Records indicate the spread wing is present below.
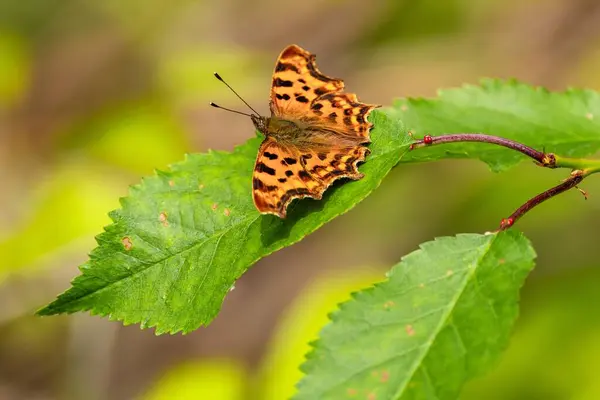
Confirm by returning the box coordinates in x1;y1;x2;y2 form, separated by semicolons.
252;137;369;218
269;44;379;140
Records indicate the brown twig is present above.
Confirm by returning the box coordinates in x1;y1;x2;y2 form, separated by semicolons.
497;171;585;231
409;133;597;230
411;134;556;167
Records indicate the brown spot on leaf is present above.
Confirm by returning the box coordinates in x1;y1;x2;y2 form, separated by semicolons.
159;212;168;227
122;237;133;250
367;393;376;400
224;208;230;216
383;300;395;309
168;180;175;187
212;203;218;211
380;370;390;383
406;324;415;336
586;112;594;120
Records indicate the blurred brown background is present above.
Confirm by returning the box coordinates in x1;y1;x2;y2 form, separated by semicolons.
1;0;600;399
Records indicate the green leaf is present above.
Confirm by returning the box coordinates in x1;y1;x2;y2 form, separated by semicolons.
396;79;600;172
37;110;411;334
295;230;536;400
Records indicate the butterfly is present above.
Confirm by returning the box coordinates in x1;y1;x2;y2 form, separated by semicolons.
212;44;379;218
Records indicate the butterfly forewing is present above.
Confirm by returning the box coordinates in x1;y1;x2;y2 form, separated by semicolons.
269;45;344;119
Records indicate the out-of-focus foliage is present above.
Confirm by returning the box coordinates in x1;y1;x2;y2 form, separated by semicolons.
141;359;247;400
62;102;190;175
0;162;121;279
0;32;30;107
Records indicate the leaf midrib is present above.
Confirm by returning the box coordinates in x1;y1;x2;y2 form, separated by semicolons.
391;235;497;399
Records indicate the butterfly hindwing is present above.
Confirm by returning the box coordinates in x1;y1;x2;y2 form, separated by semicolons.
252;138;371;218
253;138;325;218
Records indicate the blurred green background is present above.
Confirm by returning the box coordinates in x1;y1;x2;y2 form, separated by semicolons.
1;0;600;399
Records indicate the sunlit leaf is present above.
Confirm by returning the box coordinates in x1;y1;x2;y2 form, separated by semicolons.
295;231;536;400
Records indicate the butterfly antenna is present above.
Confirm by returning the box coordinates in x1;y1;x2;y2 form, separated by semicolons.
213;72;260;116
209;102;253;117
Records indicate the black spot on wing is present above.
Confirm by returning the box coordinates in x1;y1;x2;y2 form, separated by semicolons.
273;78;293;87
298;170;311;181
263;151;278;160
276;62;300;73
256;162;276;176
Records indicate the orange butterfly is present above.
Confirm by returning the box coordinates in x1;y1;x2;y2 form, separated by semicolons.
212;45;379;218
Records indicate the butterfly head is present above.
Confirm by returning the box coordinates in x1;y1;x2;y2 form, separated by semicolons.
251;114;270;135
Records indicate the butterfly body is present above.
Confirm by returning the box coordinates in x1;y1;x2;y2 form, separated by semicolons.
251;45;380;218
252;115;305;140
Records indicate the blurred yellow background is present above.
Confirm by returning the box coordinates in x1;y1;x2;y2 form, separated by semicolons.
1;0;600;399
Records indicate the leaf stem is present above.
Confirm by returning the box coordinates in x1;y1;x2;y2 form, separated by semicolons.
410;133;553;166
498;171;585;231
554;155;600;175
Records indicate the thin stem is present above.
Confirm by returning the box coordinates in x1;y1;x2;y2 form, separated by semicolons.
498;172;585;231
410;132;599;230
411;133;553;166
554;155;600;173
